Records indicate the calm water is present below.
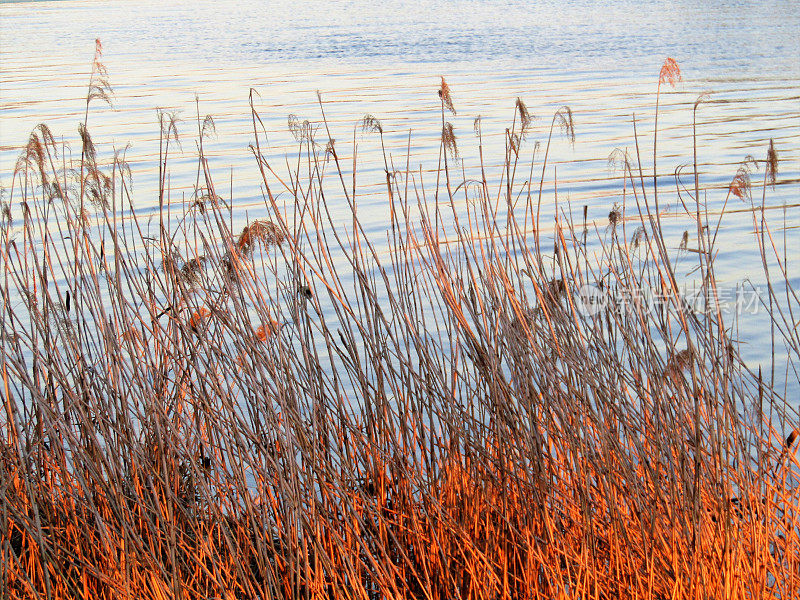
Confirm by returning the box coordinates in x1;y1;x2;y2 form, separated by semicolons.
2;0;799;396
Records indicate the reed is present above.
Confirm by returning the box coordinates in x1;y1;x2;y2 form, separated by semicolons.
1;55;798;600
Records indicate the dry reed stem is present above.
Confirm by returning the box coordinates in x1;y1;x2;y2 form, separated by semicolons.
1;56;798;600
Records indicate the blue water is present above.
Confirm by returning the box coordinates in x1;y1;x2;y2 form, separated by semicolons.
1;0;799;401
4;0;799;75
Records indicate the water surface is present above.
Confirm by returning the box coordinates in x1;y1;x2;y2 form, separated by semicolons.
2;0;799;397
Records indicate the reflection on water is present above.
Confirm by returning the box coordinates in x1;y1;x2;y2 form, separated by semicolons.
1;0;799;397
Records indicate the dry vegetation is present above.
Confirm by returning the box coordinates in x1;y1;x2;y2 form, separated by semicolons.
1;53;799;599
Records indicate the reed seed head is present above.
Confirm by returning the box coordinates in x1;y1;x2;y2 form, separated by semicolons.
659;57;682;89
693;92;712;112
631;226;646;250
607;148;630;174
158;109;181;145
766;139;778;187
729;164;753;201
201;114;216;139
664;348;693;381
87;38;114;107
555;106;575;144
608;205;621;229
78;123;96;163
508;130;521;156
189;307;211;331
361;114;383;135
237;220;286;256
442;122;458;159
180;256;206;287
680;231;689;251
15;130;50;186
288;114;312;141
515;97;532;134
257;320;280;342
438;76;456;115
193;189;221;214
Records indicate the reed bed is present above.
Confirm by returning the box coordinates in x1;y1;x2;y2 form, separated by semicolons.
1;54;799;599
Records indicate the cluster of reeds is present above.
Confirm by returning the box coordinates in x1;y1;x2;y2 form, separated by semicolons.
1;57;799;599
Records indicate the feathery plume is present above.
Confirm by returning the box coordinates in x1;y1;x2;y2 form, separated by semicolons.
87;38;114;107
442;122;458;159
237;220;286;256
15;130;51;186
515;98;532;134
659;57;682;89
555;106;575;144
766;139;778;187
113;146;133;193
158;109;181;146
85;165;112;208
607;148;629;174
546;278;567;302
631;226;646;250
508;131;521;156
694;92;712;110
608;205;621;229
180;256;207;287
664;348;693;381
729;164;753;201
194;189;221;214
288;114;311;141
438;76;456;115
189;307;211;331
361;114;383;135
256;320;281;342
1;201;10;226
201;114;216;139
679;231;689;251
78;123;97;163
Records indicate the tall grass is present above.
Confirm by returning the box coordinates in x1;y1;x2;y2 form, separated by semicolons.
1;56;799;599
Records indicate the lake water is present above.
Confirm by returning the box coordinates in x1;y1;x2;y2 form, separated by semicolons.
1;0;799;399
